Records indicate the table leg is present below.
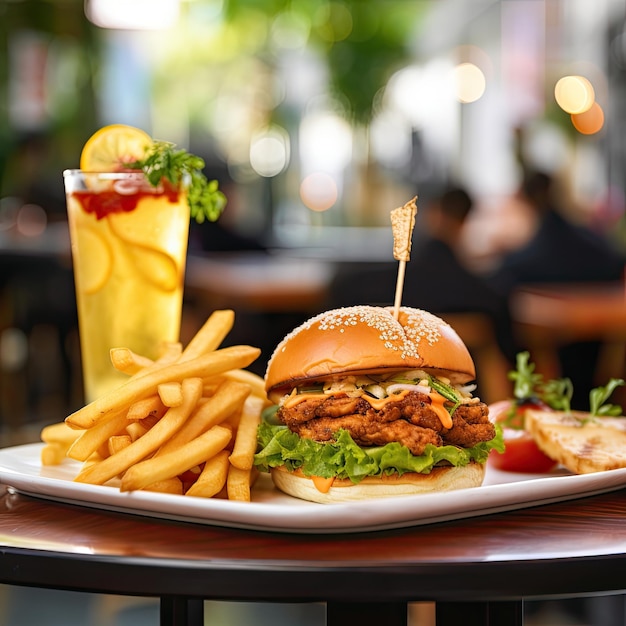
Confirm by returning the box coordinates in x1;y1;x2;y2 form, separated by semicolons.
436;600;523;626
326;602;407;626
160;597;204;626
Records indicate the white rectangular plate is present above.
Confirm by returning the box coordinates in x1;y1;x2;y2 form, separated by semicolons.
2;443;626;534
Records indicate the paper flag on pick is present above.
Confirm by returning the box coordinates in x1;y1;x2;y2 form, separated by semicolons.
390;196;418;319
391;196;417;262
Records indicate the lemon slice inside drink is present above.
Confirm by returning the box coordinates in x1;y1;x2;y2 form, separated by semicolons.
129;245;180;292
107;215;181;293
80;124;153;172
75;226;113;294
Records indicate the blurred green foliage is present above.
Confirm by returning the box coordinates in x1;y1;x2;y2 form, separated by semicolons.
0;0;428;194
223;0;428;122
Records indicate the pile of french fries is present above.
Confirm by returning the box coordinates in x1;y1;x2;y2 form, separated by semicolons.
40;310;269;502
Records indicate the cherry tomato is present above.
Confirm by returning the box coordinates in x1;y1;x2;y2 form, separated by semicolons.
488;399;558;473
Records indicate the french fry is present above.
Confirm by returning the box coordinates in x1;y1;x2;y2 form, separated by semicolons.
82;451;104;470
143;477;184;495
41;442;69;466
40;422;81;446
222;409;243;430
157;380;249;456
126;395;167;421
67;410;130;462
229;396;264;471
96;441;112;460
156;341;183;363
126;421;148;441
112;342;183;378
178;310;235;362
46;309;265;503
140;414;161;430
185;450;230;498
110;347;154;375
158;381;183;407
74;377;203;485
202;379;226;396
227;465;257;502
108;434;132;456
224;369;270;404
120;425;232;492
65;345;260;429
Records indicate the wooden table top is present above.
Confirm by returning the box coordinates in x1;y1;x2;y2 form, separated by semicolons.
2;483;626;604
184;253;332;313
511;282;626;340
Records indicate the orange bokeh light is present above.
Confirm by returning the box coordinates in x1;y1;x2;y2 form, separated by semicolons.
571;102;604;135
299;172;338;212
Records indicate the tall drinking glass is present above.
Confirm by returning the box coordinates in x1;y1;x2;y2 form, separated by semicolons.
63;170;190;403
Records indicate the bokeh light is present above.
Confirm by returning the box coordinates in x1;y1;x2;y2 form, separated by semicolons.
249;127;290;177
452;62;486;103
554;75;595;114
571;101;605;135
299;172;338;212
314;2;353;42
454;44;493;79
299;111;353;173
271;10;310;50
86;0;179;30
16;204;47;237
385;60;456;128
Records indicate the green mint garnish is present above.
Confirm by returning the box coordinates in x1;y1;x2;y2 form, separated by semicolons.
128;140;226;224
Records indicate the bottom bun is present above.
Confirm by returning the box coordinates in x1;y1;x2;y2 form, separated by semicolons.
270;463;486;504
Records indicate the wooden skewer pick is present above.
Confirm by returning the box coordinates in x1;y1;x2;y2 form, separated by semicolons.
390;196;418;320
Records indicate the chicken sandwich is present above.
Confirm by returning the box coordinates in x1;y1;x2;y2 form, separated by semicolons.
254;305;503;503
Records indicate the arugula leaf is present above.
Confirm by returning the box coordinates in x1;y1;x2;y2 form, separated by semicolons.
541;377;573;413
127;140;226;223
507;351;573;413
589;378;625;416
509;351;543;400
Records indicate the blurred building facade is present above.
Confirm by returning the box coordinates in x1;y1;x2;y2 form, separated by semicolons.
1;0;625;251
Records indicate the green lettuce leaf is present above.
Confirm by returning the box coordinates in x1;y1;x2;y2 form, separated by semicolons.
254;421;504;484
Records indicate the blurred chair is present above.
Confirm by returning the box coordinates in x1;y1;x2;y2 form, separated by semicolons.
511;282;626;407
0;250;80;443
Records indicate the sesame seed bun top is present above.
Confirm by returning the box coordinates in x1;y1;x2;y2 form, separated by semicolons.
264;305;476;403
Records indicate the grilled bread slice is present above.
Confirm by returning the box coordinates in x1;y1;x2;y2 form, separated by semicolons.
524;409;626;474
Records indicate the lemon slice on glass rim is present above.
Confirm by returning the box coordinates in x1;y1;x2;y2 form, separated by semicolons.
80;124;153;172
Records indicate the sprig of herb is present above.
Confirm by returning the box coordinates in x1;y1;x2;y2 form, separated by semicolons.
507;351;624;423
509;351;543;401
503;351;574;428
508;351;573;411
589;378;625;416
541;377;573;413
128;140;226;224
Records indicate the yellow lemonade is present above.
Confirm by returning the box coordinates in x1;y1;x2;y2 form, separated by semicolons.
64;171;190;402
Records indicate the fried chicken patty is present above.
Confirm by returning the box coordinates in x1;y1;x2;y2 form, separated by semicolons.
277;391;495;456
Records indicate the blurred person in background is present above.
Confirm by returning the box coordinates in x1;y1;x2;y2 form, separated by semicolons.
488;170;626;409
490;170;625;287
